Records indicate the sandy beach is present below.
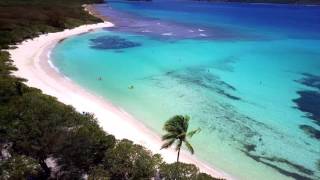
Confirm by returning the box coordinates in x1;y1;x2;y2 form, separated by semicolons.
8;21;233;179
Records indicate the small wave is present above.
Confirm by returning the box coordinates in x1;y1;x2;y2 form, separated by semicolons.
189;30;195;33
199;33;207;37
47;51;51;59
142;30;151;33
48;59;71;82
48;59;60;73
162;32;173;36
63;76;72;81
198;28;205;32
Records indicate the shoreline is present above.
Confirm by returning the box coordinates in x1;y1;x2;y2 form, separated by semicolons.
84;4;108;21
7;14;233;180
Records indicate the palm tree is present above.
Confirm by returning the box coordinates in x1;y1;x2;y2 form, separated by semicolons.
161;115;201;162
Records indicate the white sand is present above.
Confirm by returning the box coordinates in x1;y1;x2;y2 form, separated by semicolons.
8;22;233;179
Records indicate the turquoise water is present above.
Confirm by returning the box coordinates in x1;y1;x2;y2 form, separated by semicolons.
52;1;320;179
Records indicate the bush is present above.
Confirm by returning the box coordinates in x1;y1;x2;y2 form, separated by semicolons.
88;165;111;180
159;162;199;180
56;113;116;175
104;139;162;180
159;162;222;180
0;155;43;179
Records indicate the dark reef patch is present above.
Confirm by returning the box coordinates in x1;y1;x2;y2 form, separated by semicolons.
294;73;320;126
293;91;320;126
216;89;240;100
300;125;320;140
165;68;241;101
296;73;320;90
242;151;314;180
243;144;256;152
90;36;141;50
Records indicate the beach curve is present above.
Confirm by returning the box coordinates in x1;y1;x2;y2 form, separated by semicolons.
8;22;234;179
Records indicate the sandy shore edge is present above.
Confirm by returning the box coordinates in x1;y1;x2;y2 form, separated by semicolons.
7;19;233;180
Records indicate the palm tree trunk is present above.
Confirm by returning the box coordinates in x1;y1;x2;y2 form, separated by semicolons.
175;148;181;180
39;159;51;179
177;147;181;162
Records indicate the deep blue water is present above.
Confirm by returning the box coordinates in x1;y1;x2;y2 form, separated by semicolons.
52;1;320;179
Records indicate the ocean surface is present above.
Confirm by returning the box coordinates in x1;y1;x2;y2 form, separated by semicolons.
51;0;320;179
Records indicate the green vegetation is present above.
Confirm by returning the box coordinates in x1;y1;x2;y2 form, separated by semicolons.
159;162;221;180
0;0;103;49
0;155;43;179
0;0;221;179
161;115;201;162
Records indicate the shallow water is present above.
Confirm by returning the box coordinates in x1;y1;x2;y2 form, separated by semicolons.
52;0;320;179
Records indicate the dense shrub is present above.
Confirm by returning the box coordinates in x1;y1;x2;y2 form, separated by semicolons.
159;162;222;180
104;139;162;179
0;155;43;179
0;0;103;49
